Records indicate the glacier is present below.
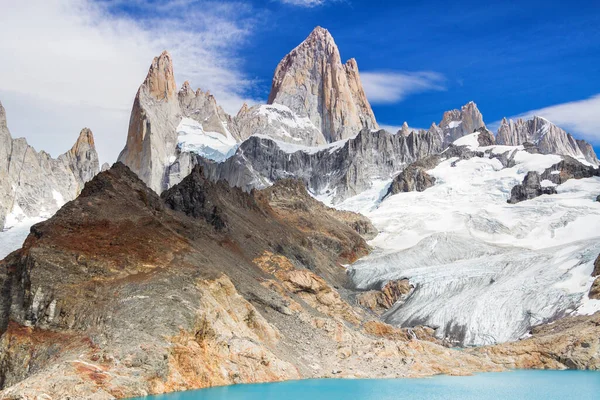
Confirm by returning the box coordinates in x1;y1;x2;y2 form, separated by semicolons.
176;117;238;162
340;139;600;346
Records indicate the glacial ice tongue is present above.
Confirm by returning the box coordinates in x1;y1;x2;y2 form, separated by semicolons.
342;144;600;346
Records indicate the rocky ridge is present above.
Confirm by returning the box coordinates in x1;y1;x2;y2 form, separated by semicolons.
0;163;501;398
0;101;99;230
496;116;598;164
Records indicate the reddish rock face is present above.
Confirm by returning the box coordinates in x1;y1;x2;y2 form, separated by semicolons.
117;51;181;193
267;26;378;143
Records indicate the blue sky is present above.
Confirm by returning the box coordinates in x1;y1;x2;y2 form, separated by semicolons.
0;0;599;162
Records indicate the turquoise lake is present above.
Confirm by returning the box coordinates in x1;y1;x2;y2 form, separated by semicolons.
134;370;600;399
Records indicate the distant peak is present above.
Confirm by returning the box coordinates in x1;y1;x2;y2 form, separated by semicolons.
73;128;95;149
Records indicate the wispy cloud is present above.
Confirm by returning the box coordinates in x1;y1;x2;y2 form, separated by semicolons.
360;71;446;104
277;0;334;7
492;94;600;144
0;0;261;163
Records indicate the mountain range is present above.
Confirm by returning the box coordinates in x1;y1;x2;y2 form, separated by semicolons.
0;26;599;398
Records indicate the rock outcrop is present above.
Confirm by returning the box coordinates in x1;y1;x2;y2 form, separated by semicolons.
507;156;599;204
386;156;440;196
117;51;181;193
590;254;600;300
472;312;600;370
0;101;99;230
439;101;485;146
234;103;325;146
267;27;378;143
496;116;598;165
357;279;414;315
0;163;501;398
507;171;557;203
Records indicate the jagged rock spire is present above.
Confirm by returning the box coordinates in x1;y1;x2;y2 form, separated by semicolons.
439;101;485;145
496;115;598;164
267;26;378;142
143;50;177;102
64;128;100;184
118;51;182;193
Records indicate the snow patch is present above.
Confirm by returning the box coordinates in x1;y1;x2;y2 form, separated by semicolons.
176;117;238;162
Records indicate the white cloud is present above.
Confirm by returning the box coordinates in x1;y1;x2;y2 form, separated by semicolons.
493;94;600;144
361;71;446;104
0;0;260;164
277;0;330;7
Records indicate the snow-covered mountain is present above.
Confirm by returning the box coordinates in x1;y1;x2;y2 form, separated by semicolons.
496;116;598;165
0;101;99;258
340;131;600;346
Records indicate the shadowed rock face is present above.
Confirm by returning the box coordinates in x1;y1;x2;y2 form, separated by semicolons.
267;26;378;143
0;163;503;398
0;102;99;230
507;171;557;204
507;156;599;204
386;156;440;196
171;127;444;203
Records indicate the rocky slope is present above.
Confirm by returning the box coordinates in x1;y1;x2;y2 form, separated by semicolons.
0;101;99;231
472;312;600;370
0;163;502;399
496;116;598;164
267;27;377;143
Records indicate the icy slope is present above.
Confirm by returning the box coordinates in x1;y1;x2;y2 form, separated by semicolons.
0;204;47;259
341;141;600;346
176;117;238;162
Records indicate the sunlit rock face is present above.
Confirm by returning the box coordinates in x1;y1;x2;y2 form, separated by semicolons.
118;51;182;193
267;26;378;143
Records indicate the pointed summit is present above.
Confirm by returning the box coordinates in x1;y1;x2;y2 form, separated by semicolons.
439;101;485;145
64;128;100;186
267;26;378;142
118;51;181;193
143;50;177;101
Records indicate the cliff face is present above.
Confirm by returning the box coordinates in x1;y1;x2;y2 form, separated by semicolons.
171;126;444;203
117;51;181;194
267;27;378;143
0;164;500;398
178;81;242;141
0;101;99;231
